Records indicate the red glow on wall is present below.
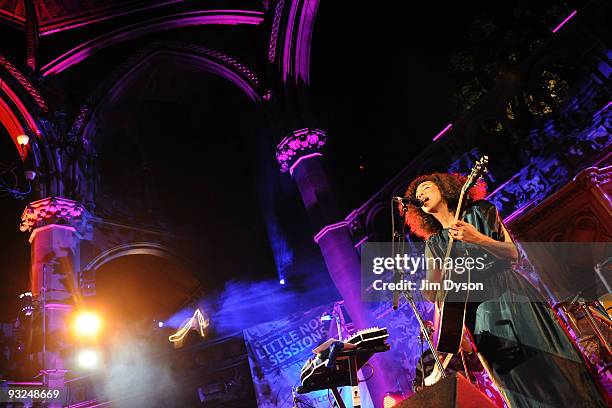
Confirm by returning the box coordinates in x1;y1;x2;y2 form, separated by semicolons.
0;82;42;160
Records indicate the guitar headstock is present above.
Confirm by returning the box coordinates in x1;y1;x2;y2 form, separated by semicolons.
462;156;488;193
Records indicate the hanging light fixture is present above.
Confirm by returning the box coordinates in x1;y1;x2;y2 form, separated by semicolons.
0;134;34;198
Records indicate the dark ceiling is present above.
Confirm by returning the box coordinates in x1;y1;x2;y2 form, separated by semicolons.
310;0;577;208
0;0;580;322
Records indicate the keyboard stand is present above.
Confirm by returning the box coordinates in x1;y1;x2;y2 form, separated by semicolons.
330;388;346;408
326;354;361;408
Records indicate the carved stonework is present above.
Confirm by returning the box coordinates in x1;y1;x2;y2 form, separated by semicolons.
0;54;48;112
69;105;91;137
448;147;483;175
509;166;611;241
575;166;611;189
488;104;611;219
268;0;285;63
20;197;91;235
276;128;327;173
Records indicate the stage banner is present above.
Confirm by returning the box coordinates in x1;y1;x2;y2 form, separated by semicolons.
244;302;373;407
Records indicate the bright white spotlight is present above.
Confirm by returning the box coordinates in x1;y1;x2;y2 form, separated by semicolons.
158;321;164;328
279;279;285;285
74;311;101;337
77;349;99;369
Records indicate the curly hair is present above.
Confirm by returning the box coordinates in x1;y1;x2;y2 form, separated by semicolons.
403;172;487;240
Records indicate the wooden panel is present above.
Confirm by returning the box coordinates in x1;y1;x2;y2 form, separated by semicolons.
509;166;612;242
508;166;611;301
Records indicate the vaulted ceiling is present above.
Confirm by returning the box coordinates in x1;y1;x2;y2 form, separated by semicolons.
0;1;204;34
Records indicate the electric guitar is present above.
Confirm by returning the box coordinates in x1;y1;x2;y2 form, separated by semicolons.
435;156;488;353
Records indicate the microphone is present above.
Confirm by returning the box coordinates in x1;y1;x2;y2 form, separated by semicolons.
393;196;423;206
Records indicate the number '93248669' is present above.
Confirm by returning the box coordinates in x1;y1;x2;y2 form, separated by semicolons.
1;387;62;402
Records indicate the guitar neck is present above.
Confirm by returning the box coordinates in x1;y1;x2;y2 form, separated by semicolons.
442;189;467;260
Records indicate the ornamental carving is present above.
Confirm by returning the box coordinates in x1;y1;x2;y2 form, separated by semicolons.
69;105;91;137
20;197;91;234
488;103;610;218
0;54;48;112
268;0;285;63
575;167;611;189
276;128;327;173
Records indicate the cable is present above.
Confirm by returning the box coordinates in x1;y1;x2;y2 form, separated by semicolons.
359;362;375;382
419;330;425;390
289;381;316;408
392;197;428;307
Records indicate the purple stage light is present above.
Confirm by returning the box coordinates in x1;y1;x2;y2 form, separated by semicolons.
432;123;453;141
279;279;285;285
552;10;577;33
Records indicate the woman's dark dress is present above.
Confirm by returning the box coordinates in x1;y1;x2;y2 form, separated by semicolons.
426;200;606;408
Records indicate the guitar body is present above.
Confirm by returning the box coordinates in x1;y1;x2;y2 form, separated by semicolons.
436;301;466;353
436;298;480;353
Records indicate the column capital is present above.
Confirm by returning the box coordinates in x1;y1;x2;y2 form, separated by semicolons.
20;197;91;236
275;128;327;173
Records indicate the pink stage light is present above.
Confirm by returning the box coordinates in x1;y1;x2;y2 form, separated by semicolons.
432;123;453;142
383;392;405;408
552;10;577;33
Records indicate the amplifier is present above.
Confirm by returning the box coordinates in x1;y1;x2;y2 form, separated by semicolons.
396;374;498;408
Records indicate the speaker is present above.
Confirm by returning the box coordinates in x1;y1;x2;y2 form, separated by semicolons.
396;374;498;408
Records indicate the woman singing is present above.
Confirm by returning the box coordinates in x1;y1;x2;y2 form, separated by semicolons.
403;172;606;407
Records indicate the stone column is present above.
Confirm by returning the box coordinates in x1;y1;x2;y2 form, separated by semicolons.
276;129;391;405
20;197;90;407
277;130;363;322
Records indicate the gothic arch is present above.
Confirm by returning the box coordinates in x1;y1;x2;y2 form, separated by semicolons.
84;242;203;325
0;56;46;160
40;10;265;77
83;242;190;273
278;0;322;85
77;41;266;142
0;55;57;199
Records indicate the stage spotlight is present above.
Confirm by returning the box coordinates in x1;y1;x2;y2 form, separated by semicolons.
279;279;285;285
383;392;405;408
77;349;99;369
158;321;164;328
73;311;101;337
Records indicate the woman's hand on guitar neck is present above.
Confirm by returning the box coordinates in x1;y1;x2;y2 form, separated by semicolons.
449;220;486;244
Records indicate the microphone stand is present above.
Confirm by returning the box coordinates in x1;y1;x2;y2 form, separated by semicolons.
391;200;447;378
